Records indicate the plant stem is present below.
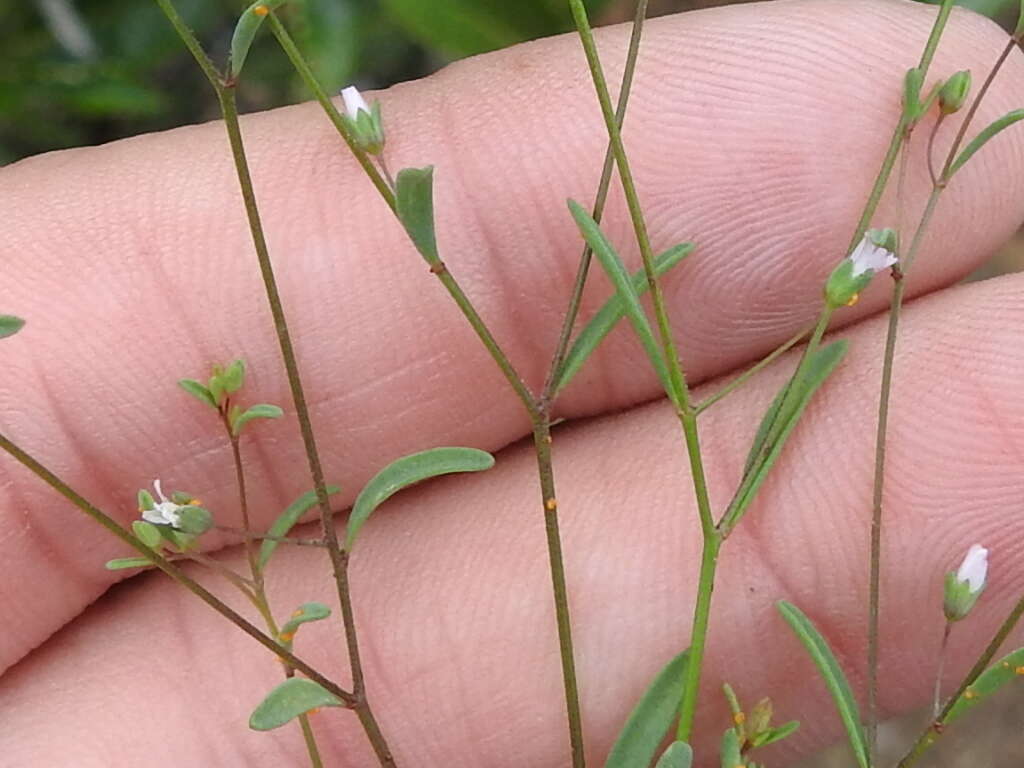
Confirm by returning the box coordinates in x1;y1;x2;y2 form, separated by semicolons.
225;420;323;768
532;416;586;767
932;622;952;718
0;430;354;705
215;526;328;547
216;85;395;767
676;530;722;740
542;0;648;403
897;594;1024;768
694;325;812;415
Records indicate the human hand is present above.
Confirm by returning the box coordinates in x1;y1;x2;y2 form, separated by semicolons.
1;1;1023;765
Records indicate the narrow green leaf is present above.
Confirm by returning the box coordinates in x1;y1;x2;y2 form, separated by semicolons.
749;720;800;749
720;727;742;768
949;108;1024;177
567;199;672;401
604;650;689;768
231;404;283;435
229;1;287;79
777;601;869;768
726;341;847;528
346;447;494;550
946;646;1024;722
396;167;441;267
132;520;162;548
105;557;153;570
0;315;25;339
178;379;217;409
259;485;341;569
554;242;693;396
655;741;693;768
1017;0;1024;39
248;677;342;731
278;602;332;643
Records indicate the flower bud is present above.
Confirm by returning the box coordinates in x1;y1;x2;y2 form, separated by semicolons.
944;543;988;622
824;230;898;308
340;86;385;155
939;70;971;115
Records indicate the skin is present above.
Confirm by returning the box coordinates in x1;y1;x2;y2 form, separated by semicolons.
1;0;1023;765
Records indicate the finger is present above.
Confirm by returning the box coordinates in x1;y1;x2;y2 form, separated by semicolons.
2;0;1022;674
3;269;1022;767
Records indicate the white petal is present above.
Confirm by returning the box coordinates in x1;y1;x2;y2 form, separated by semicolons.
341;86;370;120
849;236;897;278
153;478;169;503
956;544;988;593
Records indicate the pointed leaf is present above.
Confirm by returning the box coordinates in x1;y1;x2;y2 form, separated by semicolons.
259;485;340;569
132;520;162;548
554;242;693;396
949;109;1024;177
568;199;672;401
720;727;742;768
777;601;868;768
278;602;332;647
346;447;494;550
231;404;283;435
946;646;1024;723
178;379;217;409
105;557;153;570
655;741;693;768
248;677;343;731
0;315;25;339
396;167;441;267
725;341;847;529
604;650;689;768
229;1;287;79
749;720;800;749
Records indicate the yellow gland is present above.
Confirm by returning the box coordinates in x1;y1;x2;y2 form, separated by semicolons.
845;293;860;307
1015;666;1024;675
964;690;977;699
253;4;269;16
545;498;557;511
279;631;295;643
189;498;201;505
291;609;304;618
734;712;746;725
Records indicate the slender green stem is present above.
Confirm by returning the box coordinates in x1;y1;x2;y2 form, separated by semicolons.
694;324;812;415
0;430;354;705
897;594;1024;768
568;1;720;741
215;526;328;547
861;5;957;758
932;622;952;718
217;84;396;768
225;420;323;768
153;0;221;89
542;0;648;403
533;417;585;767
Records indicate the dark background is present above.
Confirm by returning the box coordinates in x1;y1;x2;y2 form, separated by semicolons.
3;0;1017;164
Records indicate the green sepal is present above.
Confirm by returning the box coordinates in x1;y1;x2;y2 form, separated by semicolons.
347;447;494;551
248;677;343;731
137;488;156;511
132;520;163;548
229;1;287;80
604;650;689;768
277;602;332;648
395;167;441;267
105;557;153;570
176;505;213;535
943;570;983;622
654;741;693;768
0;315;25;339
946;646;1024;722
231;404;284;435
178;379;217;409
938;70;971;115
777;600;869;768
259;485;341;570
902;67;923;122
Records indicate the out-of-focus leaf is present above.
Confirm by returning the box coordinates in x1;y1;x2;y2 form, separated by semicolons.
946;646;1024;722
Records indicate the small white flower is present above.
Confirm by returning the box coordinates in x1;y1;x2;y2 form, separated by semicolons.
956;544;989;593
141;479;184;528
341;86;370;120
848;234;898;278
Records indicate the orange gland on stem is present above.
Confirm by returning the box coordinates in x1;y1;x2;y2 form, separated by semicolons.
253;4;269;16
545;498;557;511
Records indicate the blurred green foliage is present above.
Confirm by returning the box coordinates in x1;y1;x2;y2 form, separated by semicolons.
2;0;1015;164
2;0;611;164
